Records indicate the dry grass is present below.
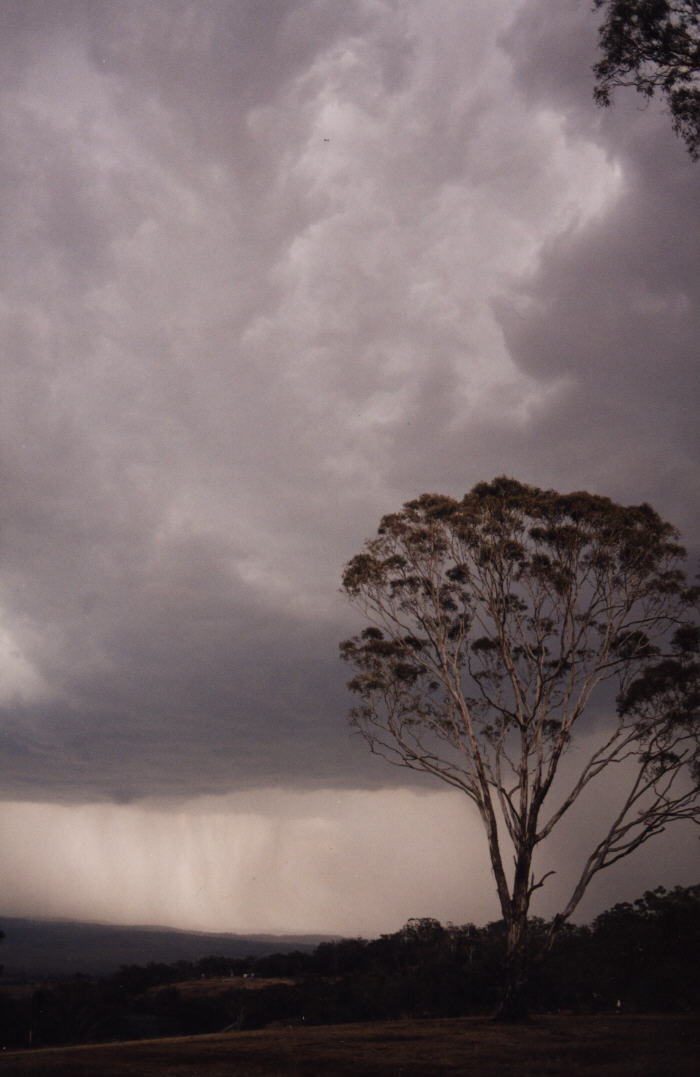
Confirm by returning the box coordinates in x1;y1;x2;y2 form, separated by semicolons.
1;1014;698;1076
145;974;296;997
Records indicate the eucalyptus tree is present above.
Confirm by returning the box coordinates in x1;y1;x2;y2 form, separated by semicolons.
340;478;699;1019
593;0;700;158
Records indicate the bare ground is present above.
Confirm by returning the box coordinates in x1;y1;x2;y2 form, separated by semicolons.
1;1014;698;1076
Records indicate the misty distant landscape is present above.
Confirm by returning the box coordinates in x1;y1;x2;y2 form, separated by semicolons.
1;884;699;1058
0;917;331;979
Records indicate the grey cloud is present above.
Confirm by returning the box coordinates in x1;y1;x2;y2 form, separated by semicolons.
0;594;374;802
384;0;698;542
1;0;698;814
500;1;600;117
494;0;700;537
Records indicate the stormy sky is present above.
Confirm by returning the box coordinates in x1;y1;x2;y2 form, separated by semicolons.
1;0;698;937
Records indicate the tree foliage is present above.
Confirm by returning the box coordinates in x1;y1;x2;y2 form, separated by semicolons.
593;1;700;158
340;478;699;1018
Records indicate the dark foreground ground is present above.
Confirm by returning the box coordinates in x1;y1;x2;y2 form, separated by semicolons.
1;1015;698;1077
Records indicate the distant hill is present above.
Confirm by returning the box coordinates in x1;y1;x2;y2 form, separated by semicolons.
0;916;334;979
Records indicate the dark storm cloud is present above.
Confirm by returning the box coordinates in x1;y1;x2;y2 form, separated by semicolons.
379;0;698;545
0;0;386;800
1;0;697;815
494;0;700;536
0;518;364;800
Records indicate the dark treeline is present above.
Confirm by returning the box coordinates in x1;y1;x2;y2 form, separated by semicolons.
1;885;698;1049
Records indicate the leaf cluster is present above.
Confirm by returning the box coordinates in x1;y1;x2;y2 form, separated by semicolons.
341;478;694;775
593;0;700;157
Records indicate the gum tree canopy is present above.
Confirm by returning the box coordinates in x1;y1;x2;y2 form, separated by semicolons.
340;478;699;1019
593;0;700;158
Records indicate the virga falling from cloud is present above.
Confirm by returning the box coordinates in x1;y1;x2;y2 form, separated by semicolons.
0;790;496;936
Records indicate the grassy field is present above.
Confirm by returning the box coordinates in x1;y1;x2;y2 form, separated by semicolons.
144;973;297;996
1;1014;698;1076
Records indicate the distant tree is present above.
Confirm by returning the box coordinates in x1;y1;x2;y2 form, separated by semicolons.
340;478;699;1019
592;0;700;158
591;884;700;1009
